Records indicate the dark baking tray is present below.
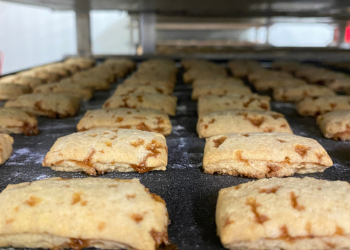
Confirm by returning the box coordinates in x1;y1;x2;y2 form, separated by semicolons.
1;59;350;250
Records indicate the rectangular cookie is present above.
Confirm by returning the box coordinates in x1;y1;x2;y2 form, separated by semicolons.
317;110;350;140
197;110;292;138
271;60;302;73
192;78;244;88
0;134;13;165
0;75;43;89
273;85;335;102
216;177;350;250
59;77;111;91
327;78;350;92
183;70;227;84
77;108;172;136
198;94;271;117
123;78;175;91
191;84;252;100
114;84;173;96
228;60;264;78
43;128;168;175
0;177;169;250
64;57;95;69
248;70;293;83
296;96;350;116
0;108;39;136
0;84;31;101
33;82;93;100
18;69;60;83
5;93;80;118
254;78;306;92
103;93;177;116
203;132;332;178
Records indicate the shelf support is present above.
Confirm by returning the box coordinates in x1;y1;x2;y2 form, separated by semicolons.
139;13;156;54
75;0;91;57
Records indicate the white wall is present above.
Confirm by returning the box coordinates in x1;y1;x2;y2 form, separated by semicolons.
0;2;137;75
0;1;77;74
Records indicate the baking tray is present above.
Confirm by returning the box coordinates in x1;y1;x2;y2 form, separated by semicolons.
1;59;350;250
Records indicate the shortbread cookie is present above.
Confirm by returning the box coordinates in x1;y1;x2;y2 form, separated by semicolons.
183;70;227;84
248;70;293;83
123;78;175;91
274;85;335;102
203;132;332;178
59;77;110;91
5;93;80;118
0;75;43;89
191;84;252;100
254;78;306;92
317;110;350;140
271;60;302;73
296;96;350;116
327;78;350;92
65;57;95;69
33;82;93;100
217;177;350;250
114;85;172;96
18;69;60;83
103;93;177;116
0;134;13;165
77;108;172;135
197;110;292;138
0;177;169;250
228;60;264;78
192;78;244;88
198;94;271;117
43;129;168;175
0;108;39;135
0;84;31;100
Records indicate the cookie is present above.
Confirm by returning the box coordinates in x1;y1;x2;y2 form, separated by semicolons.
274;85;335;102
0;177;169;250
248;70;293;84
183;69;227;84
192;78;244;88
73;69;114;84
43;128;168;175
59;77;110;91
327;78;350;92
18;69;60;83
197;110;292;138
33;82;93;100
5;93;80;118
64;57;95;69
103;93;177;116
254;79;306;92
0;108;39;136
0;75;43;89
317;110;350;140
296;96;350;116
114;84;172;96
191;84;252;100
217;177;350;250
198;94;271;117
122;79;174;94
0;134;13;165
77;108;172;135
228;60;264;78
0;84;31;101
203;132;332;178
271;61;302;73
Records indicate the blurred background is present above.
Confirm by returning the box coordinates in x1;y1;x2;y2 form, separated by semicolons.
1;0;350;74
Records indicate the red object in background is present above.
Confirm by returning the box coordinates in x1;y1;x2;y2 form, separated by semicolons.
345;22;350;43
0;51;3;75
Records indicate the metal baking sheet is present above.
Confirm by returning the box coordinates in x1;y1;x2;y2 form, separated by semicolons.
1;60;350;250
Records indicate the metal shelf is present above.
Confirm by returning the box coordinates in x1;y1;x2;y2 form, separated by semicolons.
3;0;350;18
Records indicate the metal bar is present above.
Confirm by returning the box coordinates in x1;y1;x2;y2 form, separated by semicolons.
75;11;92;57
139;13;156;54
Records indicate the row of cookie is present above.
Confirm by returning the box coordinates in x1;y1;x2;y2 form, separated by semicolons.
0;57;95;101
271;61;350;140
103;59;178;116
0;58;136;102
0;170;348;250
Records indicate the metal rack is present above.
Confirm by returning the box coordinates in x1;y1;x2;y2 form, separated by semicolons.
3;0;350;56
